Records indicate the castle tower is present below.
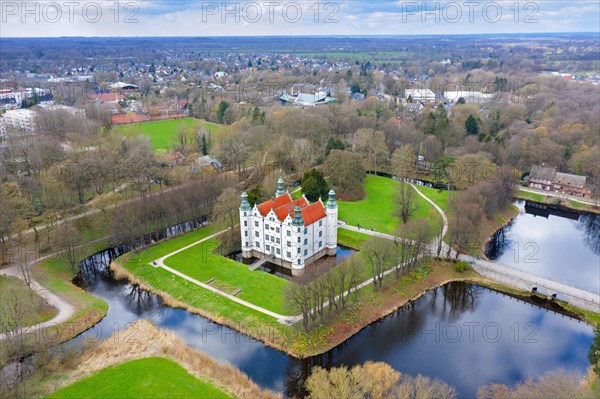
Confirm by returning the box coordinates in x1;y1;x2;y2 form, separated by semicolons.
325;189;338;255
291;205;305;274
275;177;286;197
239;192;252;258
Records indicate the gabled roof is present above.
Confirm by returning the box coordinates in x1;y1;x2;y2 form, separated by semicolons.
554;172;587;188
256;193;327;226
257;193;293;217
530;165;557;181
274;198;308;221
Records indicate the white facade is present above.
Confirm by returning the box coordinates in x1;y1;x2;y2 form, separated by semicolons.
405;88;436;103
0;109;37;131
240;179;338;274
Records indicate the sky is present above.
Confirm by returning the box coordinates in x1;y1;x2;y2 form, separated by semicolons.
1;0;599;37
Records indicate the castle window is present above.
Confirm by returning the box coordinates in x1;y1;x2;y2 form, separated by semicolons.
319;241;322;248
297;237;301;243
276;227;280;233
244;212;247;217
276;237;280;244
319;231;322;237
244;221;247;227
287;241;291;247
297;247;301;254
287;231;291;237
304;238;307;245
256;241;260;248
266;244;270;252
297;259;301;265
276;248;281;255
297;228;301;233
286;251;291;258
304;227;307;234
319;220;322;227
255;231;259;237
304;249;307;256
255;221;259;227
244;231;248;237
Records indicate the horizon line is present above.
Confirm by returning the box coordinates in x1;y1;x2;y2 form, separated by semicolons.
1;32;598;40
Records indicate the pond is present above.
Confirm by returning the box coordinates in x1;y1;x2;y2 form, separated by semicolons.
486;200;600;293
65;244;593;398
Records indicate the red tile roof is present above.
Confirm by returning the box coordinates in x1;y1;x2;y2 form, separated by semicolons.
274;198;308;221
298;201;327;226
257;193;292;217
257;194;326;226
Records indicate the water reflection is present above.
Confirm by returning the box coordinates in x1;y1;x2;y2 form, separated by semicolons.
63;234;593;398
486;201;600;293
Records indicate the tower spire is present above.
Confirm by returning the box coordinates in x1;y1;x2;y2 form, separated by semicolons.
275;177;286;197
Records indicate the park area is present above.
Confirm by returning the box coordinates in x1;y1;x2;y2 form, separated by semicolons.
48;357;230;399
111;118;228;151
338;175;443;234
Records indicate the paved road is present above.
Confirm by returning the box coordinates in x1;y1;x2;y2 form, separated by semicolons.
518;186;599;206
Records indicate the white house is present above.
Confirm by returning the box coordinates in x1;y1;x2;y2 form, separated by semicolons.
0;109;37;131
405;88;436;103
240;179;338;275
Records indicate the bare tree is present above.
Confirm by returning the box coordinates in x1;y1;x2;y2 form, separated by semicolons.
363;237;394;289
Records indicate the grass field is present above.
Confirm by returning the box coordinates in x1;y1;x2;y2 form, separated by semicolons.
118;226;292;318
48;357;230;399
338;175;441;234
164;238;289;314
414;185;454;214
0;275;57;331
112;118;227;150
337;229;371;250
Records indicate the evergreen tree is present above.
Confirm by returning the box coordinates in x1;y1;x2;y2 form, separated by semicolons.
216;101;229;123
302;169;329;202
465;115;479;136
201;133;209;156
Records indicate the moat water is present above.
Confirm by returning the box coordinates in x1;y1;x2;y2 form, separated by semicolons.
62;234;594;398
486;200;600;293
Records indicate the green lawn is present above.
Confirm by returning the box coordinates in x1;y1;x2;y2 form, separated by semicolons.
119;225;291;316
337;229;370;250
112;118;227;150
338;175;441;234
414;185;454;214
0;275;57;331
164;238;289;314
48;357;230;399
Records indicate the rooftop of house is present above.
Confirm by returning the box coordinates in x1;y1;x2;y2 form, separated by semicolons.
553;172;588;188
256;193;327;226
530;164;557;181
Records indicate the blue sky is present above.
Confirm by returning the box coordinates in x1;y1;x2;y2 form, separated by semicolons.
1;1;599;37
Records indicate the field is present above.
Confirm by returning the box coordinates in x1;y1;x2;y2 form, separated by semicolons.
112;118;228;150
414;185;454;214
0;275;57;331
338;175;442;234
118;226;292;319
48;357;230;399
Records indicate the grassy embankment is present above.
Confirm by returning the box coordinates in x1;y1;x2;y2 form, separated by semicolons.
112;118;229;151
48;357;231;399
338;175;442;235
41;320;280;399
0;275;58;330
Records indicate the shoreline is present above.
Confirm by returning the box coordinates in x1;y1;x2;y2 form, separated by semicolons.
109;258;598;360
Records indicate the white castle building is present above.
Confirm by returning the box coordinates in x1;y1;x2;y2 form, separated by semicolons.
240;178;338;275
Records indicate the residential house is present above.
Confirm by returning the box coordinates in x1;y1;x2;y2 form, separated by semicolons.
529;164;594;198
